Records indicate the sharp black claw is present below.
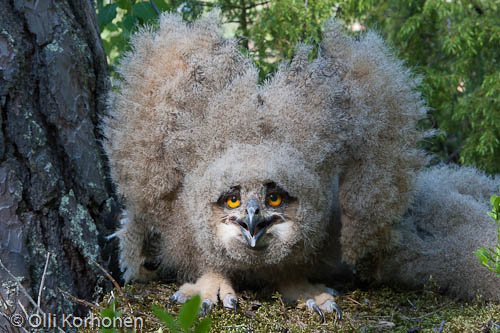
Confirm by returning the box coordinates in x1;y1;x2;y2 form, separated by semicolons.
231;298;238;312
312;303;325;323
201;300;211;316
333;302;342;321
201;304;208;316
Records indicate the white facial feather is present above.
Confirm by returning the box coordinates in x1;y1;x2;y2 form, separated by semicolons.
216;222;243;247
268;221;295;242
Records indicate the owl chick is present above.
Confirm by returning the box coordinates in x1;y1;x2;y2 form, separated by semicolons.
103;10;500;321
103;10;424;318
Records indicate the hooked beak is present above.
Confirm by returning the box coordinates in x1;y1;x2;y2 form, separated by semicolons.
236;197;268;248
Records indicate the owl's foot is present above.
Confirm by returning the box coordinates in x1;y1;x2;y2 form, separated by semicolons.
171;272;237;315
278;280;342;322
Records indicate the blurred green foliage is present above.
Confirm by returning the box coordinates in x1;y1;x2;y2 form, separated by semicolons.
340;0;500;174
96;0;205;78
96;0;500;174
475;186;500;275
249;0;339;77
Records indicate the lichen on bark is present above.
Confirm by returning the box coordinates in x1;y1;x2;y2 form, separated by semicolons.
0;0;119;323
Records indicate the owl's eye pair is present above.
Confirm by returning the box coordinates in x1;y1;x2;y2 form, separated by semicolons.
225;193;281;208
219;184;285;209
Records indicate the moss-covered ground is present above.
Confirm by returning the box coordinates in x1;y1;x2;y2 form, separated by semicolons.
84;282;500;332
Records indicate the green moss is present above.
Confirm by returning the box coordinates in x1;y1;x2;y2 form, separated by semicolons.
45;40;63;53
1;29;15;45
82;282;500;332
44;162;53;173
59;189;100;263
60;192;71;209
1;279;24;303
104;198;114;213
26;231;48;273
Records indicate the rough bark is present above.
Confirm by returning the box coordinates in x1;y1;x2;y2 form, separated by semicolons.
0;0;119;324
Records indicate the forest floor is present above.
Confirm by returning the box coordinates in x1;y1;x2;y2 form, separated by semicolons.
81;281;500;332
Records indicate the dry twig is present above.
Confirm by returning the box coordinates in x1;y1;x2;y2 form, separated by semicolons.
37;252;51;314
89;258;134;314
58;289;102;310
88;258;126;300
345;296;362;306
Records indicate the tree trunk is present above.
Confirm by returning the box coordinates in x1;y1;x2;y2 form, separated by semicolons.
0;0;118;325
239;0;249;50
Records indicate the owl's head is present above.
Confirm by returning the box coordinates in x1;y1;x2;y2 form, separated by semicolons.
182;143;337;269
214;181;297;250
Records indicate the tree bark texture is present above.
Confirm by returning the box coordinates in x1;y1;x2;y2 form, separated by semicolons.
0;0;119;322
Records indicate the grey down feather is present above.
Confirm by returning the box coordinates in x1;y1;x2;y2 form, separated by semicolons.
103;11;500;300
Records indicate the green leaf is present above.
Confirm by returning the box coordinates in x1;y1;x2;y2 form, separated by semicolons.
152;305;178;332
474;248;490;268
177;295;201;330
132;2;158;22
100;302;120;333
194;318;211;333
105;22;119;33
152;0;170;12
491;195;498;207
492;195;500;210
118;0;132;10
122;15;138;33
100;305;115;318
98;3;119;28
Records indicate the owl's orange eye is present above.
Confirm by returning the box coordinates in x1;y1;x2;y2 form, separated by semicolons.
267;193;282;207
227;195;241;208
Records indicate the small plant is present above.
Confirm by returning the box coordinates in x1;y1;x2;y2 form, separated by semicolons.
474;185;500;275
100;301;121;333
152;295;211;333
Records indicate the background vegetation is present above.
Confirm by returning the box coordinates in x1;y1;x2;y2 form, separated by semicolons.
96;0;500;173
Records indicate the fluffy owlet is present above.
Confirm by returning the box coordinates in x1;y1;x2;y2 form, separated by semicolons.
103;11;500;319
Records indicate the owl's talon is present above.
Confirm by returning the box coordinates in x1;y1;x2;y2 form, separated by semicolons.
321;300;342;321
307;299;325;323
232;299;237;312
222;294;238;312
201;299;212;316
171;291;188;304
